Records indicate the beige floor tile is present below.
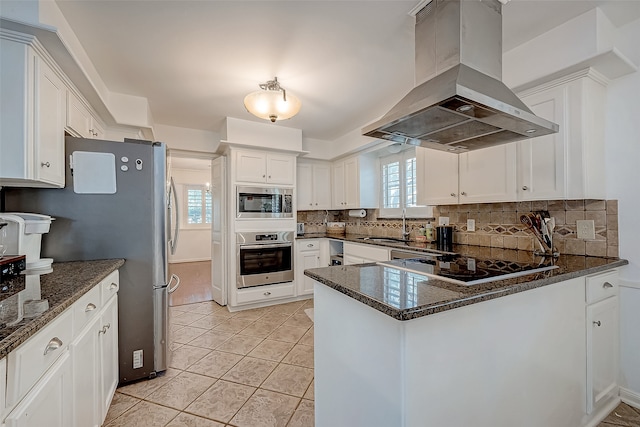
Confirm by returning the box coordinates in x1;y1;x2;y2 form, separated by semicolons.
283;312;314;329
238;321;280;339
185;380;256;423
267;325;309;343
222;356;278;387
213;318;255;333
232;306;272;320
261;364;314;397
190;301;226;315
170;342;184;352
117;368;182;399
173;326;209;344
172;311;207;326
287;399;314;427
166;412;225;427
105;401;179;427
146;371;217;410
248;339;295;362
259;311;292;325
269;301;306;316
187;330;234;350
230;389;299;427
186;350;243;378
298;328;314;347
170;345;211;370
189;314;227;330
282;344;314;369
301;299;314;309
216;335;263;355
103;392;140;424
303;380;314;400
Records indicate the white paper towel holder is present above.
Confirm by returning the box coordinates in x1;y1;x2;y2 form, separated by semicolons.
348;209;367;218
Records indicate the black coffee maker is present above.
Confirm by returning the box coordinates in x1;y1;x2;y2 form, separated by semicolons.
436;226;454;251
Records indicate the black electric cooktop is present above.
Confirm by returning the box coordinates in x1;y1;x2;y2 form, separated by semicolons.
378;255;558;286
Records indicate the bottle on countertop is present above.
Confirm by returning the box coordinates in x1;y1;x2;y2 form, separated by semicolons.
425;221;434;241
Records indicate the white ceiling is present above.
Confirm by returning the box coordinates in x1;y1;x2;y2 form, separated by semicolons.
55;0;640;142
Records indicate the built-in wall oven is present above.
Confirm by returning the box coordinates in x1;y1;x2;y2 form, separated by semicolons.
237;186;293;218
236;231;294;289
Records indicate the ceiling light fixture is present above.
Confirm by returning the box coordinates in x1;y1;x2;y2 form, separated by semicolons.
243;77;301;123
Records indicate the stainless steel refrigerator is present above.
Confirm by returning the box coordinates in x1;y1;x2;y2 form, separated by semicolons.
4;136;180;384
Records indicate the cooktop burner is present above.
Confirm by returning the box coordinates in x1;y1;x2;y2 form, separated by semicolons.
377;256;558;286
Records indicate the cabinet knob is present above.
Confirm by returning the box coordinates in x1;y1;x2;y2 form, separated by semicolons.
41;162;51;168
268;175;271;179
450;193;456;197
522;186;529;191
264;291;271;296
460;192;467;196
309;203;313;206
315;203;318;205
593;320;602;327
43;337;63;355
262;175;266;178
603;282;613;289
85;303;97;312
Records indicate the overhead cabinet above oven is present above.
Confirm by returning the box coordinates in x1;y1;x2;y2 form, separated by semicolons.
234;149;295;185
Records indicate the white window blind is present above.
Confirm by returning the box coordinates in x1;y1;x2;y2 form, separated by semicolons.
379;148;428;218
183;185;212;227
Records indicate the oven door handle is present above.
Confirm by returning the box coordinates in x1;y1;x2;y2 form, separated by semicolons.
240;243;292;250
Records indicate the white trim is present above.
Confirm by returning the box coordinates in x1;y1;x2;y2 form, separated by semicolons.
168;257;211;264
583;396;621;427
620;387;640;409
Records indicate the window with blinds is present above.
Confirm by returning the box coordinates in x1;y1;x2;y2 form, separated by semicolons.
379;148;427;218
184;185;212;227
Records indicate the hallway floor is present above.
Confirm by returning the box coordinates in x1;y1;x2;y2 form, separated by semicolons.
598;402;640;426
168;261;213;306
103;299;314;427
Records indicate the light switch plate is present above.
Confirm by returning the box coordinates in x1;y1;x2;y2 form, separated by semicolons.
439;216;450;226
467;219;475;232
576;220;595;240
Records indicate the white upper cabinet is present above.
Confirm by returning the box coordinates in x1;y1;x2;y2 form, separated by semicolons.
332;155;378;209
458;144;517;204
416;148;459;206
0;37;65;188
297;161;332;210
235;149;295;185
66;91;105;140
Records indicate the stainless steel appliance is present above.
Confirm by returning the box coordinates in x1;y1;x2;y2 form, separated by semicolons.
296;222;305;236
362;0;558;152
236;231;293;288
237;186;293;218
4;136;180;384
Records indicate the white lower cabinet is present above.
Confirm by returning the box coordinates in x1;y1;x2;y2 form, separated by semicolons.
4;352;73;427
343;242;390;265
296;239;322;296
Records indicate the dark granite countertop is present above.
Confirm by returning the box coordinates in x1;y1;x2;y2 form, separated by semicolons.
305;248;628;321
0;259;124;358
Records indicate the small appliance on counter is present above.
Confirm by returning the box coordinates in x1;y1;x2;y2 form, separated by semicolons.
436;225;454;252
297;222;305;236
0;213;53;271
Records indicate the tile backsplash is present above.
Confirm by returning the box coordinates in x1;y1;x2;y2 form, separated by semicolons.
297;199;619;257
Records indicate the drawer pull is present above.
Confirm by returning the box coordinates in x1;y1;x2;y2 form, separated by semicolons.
109;283;118;290
99;323;111;335
85;303;97;312
264;291;271;296
603;282;614;289
43;337;63;355
307;244;313;248
593;320;602;327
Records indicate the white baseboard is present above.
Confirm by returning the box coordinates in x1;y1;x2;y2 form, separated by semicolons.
620;387;640;409
584;396;621;427
169;258;211;264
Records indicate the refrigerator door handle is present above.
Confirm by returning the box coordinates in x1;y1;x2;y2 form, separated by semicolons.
167;274;181;294
168;177;180;255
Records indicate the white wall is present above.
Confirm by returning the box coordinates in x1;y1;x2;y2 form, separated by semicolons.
155;124;221;153
169;166;212;263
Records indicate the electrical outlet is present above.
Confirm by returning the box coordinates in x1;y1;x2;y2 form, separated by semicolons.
576;220;595;240
467;219;475;232
133;349;143;369
439;216;450;226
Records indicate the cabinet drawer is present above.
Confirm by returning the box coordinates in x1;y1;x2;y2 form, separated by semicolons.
73;285;101;334
101;270;120;303
586;270;618;304
236;282;295;304
298;240;320;251
6;308;73;406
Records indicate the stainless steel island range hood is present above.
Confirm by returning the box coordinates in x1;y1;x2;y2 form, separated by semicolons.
363;0;558;152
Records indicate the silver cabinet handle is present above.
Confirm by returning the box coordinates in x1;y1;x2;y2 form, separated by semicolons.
264;291;271;296
41;162;51;168
262;175;266;178
99;323;111;335
603;282;614;289
522;186;528;190
450;193;456;197
460;191;467;196
109;283;118;290
593;320;601;327
307;244;313;248
85;303;97;312
43;337;63;355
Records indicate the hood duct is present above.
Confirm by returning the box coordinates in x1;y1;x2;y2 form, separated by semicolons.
362;0;558;152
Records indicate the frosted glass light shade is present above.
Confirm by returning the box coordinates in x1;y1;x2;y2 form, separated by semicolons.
244;89;301;122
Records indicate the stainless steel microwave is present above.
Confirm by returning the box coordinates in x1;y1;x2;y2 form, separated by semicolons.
237;186;293;218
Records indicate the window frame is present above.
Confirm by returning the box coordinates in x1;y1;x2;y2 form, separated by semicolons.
182;184;212;229
378;148;429;219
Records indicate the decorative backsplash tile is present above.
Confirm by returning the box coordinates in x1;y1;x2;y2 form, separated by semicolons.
297;199;619;258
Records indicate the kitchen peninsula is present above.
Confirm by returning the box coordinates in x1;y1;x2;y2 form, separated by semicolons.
305;250;627;427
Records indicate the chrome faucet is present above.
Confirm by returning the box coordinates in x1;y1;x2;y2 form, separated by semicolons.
401;208;410;241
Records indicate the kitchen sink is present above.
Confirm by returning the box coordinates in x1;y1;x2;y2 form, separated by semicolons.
357;237;410;244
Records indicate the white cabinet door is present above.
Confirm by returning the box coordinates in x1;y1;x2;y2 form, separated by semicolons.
343;255;364;265
313;163;332;210
416;147;459;205
71;317;100;427
35;56;65;186
586;296;618;414
343;158;359;209
236;150;267;182
297;163;314;210
5;352;73;427
266;153;294;184
332;161;346;209
458;144;517;204
299;251;320;295
66;91;92;138
518;85;567;200
99;297;119;422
